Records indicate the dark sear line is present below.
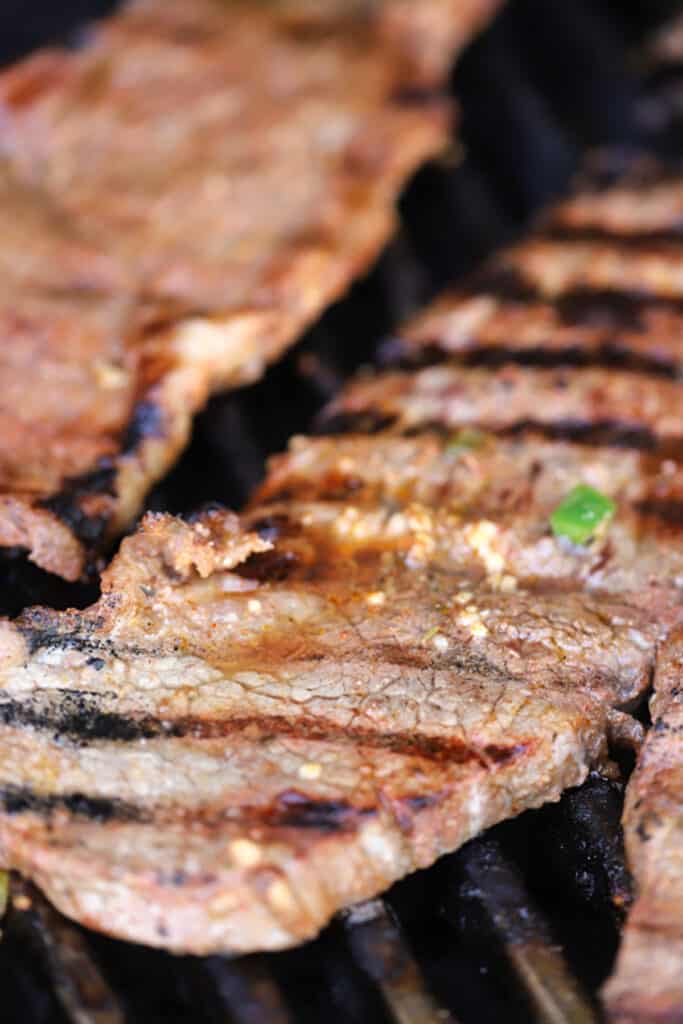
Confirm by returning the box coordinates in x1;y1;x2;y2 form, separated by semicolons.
497;419;663;451
458;263;683;321
539;222;683;249
0;697;531;768
418;344;677;376
635;498;683;527
450;266;683;326
0;783;443;836
382;274;683;374
0;784;144;824
16;621;149;659
318;409;668;452
38;464;118;551
0;695;169;744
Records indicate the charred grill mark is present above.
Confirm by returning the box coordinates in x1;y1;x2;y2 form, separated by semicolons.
483;742;531;764
0;784;143;823
16;611;150;659
498;419;662;451
540;222;683;249
0;694;532;770
635;498;683;529
552;286;683;328
452;346;674;376
305;405;672;451
39;464;116;550
121;400;166;455
263;790;374;833
0;694;172;744
386;272;683;375
460;266;683;326
0;780;367;835
17;625;145;659
314;409;395;437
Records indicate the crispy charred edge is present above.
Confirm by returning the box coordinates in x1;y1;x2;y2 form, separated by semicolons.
39;465;117;550
120;399;166;456
15;615;147;658
32;398;167;561
0;692;530;770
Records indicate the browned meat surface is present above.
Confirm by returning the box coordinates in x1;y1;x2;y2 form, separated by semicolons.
396;166;683;372
0;428;668;953
603;636;683;1023
0;0;502;581
3;153;683;987
326;363;683;442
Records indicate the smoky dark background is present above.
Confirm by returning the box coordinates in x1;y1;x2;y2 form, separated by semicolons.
0;2;681;1022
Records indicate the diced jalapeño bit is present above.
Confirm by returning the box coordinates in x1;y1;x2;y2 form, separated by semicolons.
550;484;616;545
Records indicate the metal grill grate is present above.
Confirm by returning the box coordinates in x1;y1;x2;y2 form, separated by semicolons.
0;1;681;1021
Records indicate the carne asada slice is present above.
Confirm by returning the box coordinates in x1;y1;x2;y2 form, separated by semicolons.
394;169;683;372
603;634;683;1024
324;364;683;446
0;422;671;954
0;0;500;582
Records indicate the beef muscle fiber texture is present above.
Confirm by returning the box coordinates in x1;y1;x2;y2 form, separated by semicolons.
0;0;501;580
3;163;683;980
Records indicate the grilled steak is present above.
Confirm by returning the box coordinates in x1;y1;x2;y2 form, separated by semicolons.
0;0;503;582
2;151;683;999
603;635;683;1023
0;431;665;954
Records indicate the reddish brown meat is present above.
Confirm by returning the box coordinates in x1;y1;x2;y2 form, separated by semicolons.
0;433;663;953
0;0;502;580
603;634;683;1023
4;145;683;999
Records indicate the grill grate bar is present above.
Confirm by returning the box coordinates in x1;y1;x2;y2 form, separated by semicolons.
343;899;458;1024
197;956;292;1024
450;839;598;1024
7;877;126;1024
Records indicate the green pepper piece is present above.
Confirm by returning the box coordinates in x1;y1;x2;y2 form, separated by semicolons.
550;484;616;545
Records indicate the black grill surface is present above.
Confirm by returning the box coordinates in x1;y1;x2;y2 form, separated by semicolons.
0;2;681;1022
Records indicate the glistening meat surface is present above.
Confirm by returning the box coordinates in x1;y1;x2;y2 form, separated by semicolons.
3;153;683;1000
0;0;501;580
0;433;665;953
